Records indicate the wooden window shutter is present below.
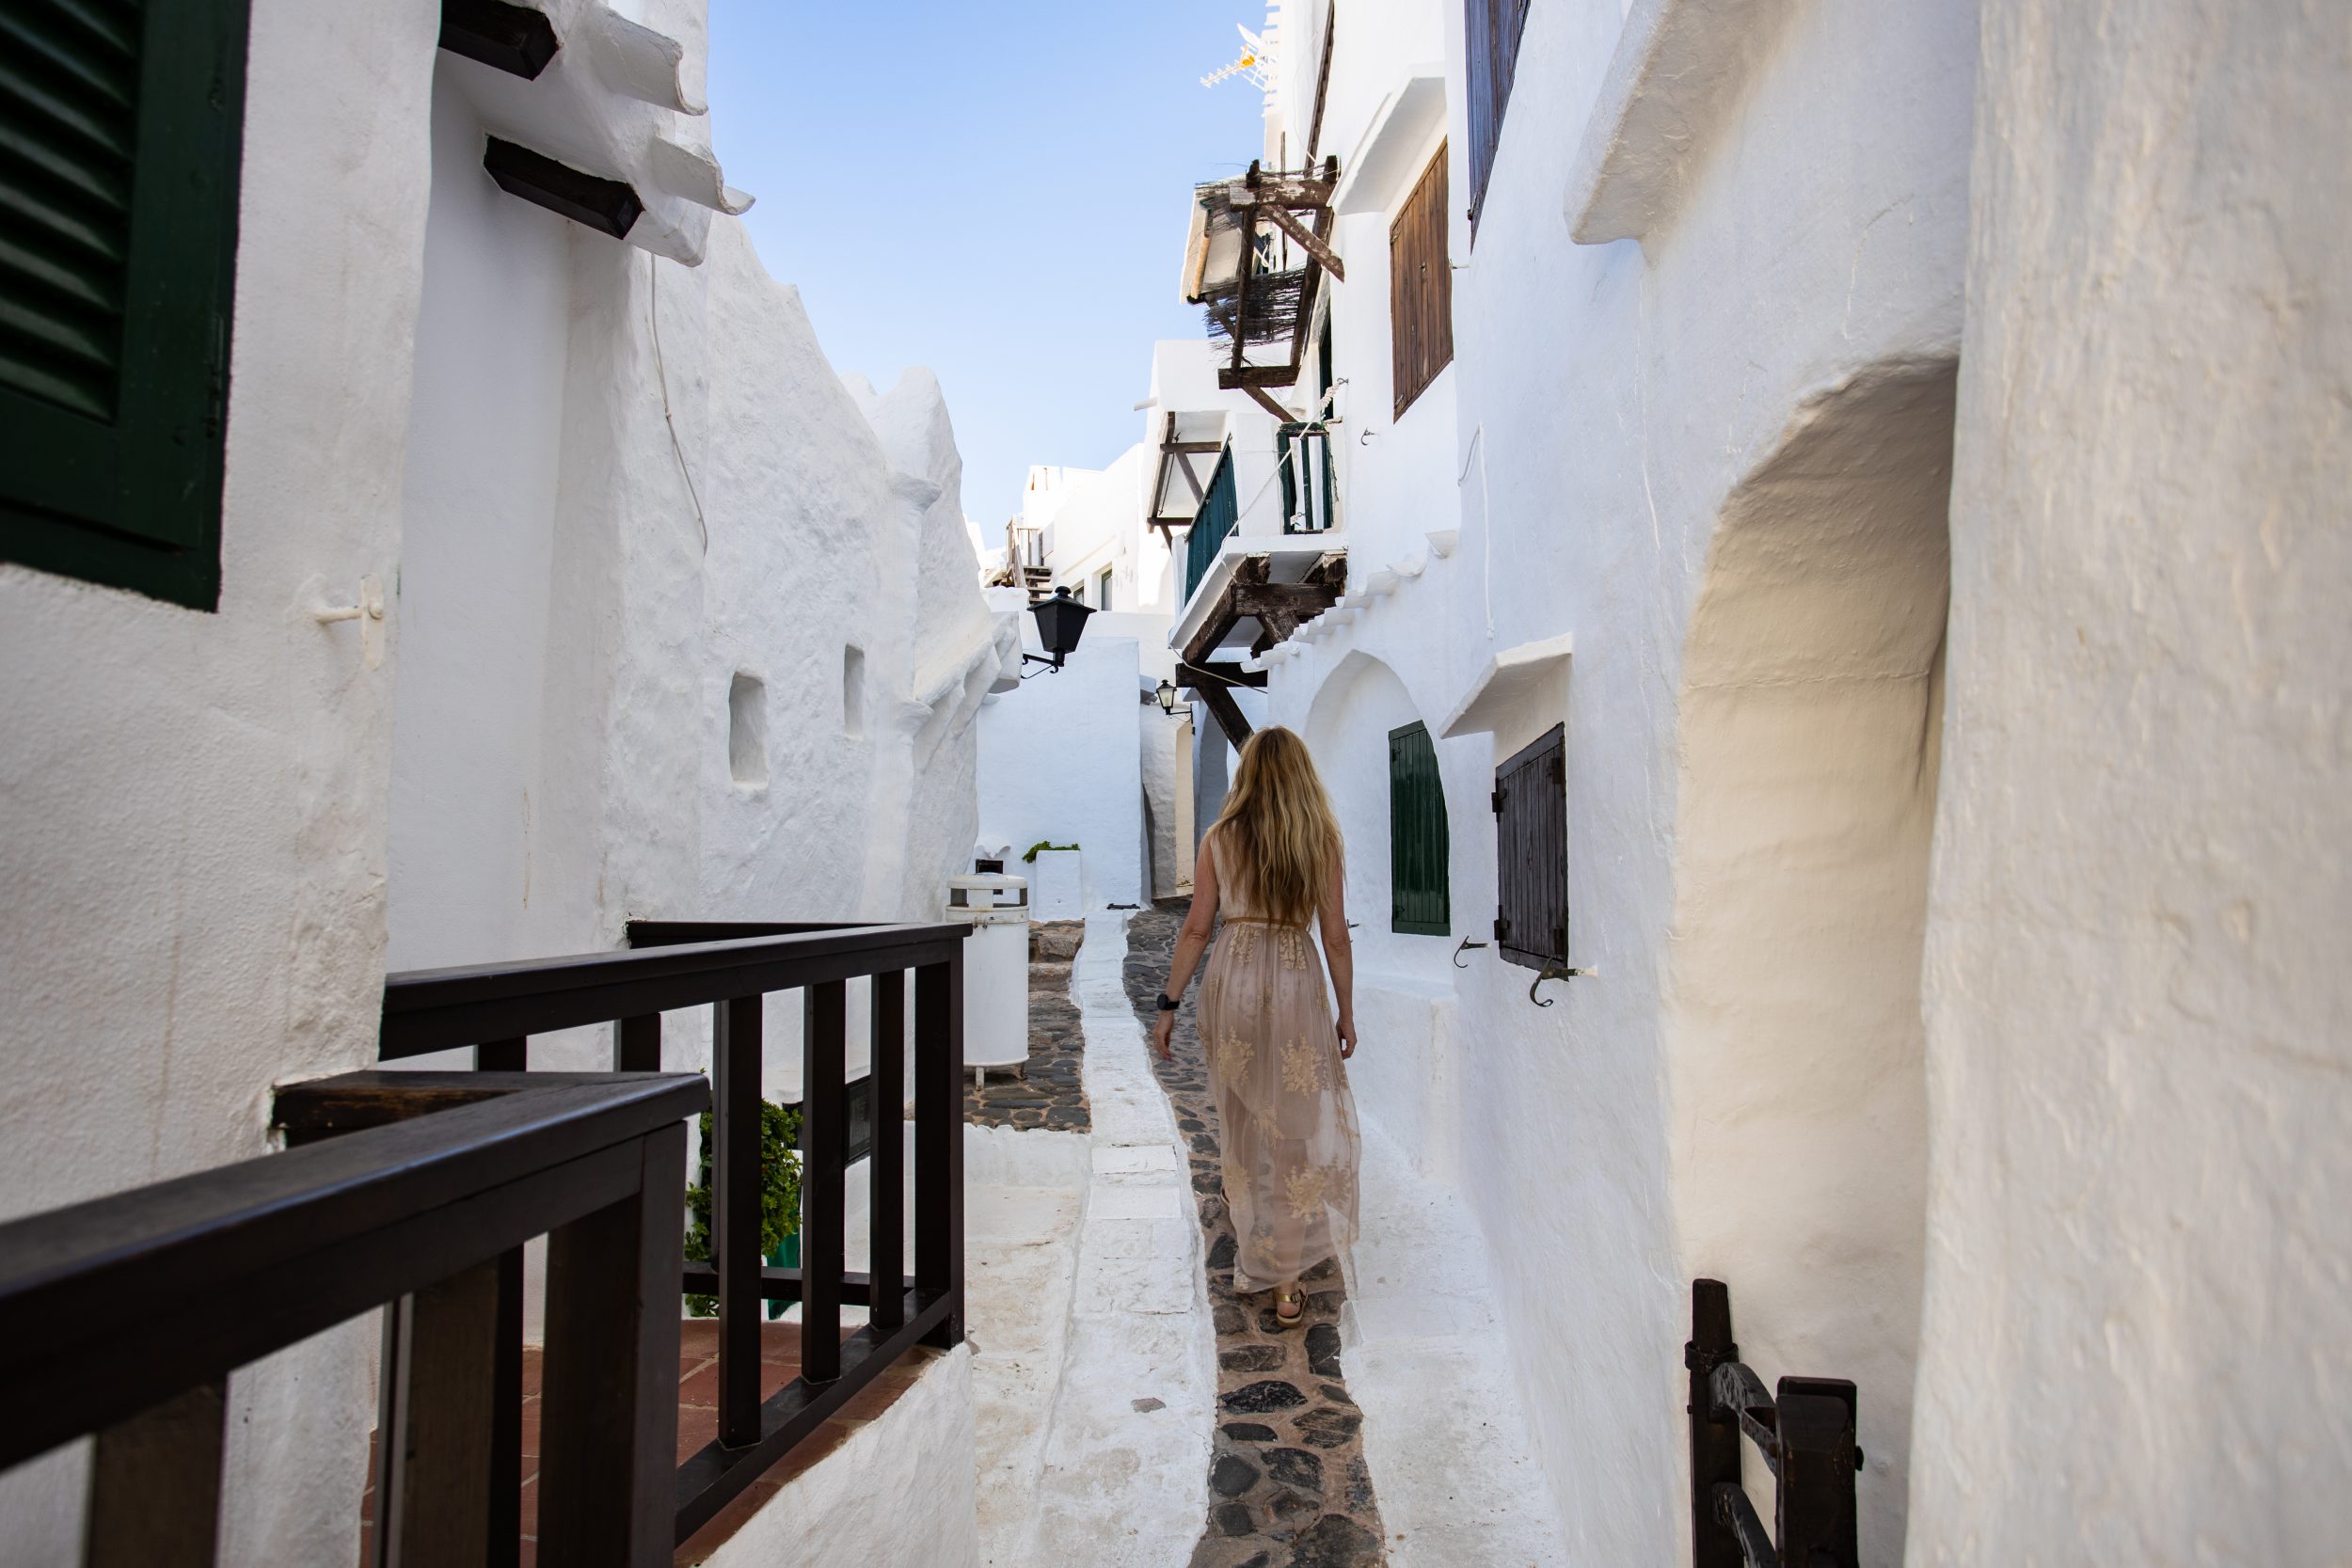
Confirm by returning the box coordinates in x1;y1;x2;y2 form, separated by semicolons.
1492;723;1567;969
1389;145;1454;419
1464;0;1533;234
1389;721;1451;935
0;0;251;610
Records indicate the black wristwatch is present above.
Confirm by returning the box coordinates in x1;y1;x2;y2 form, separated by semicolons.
1157;991;1182;1012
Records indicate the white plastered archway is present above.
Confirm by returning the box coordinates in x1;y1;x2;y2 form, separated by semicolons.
1663;359;1958;1562
1303;648;1464;1178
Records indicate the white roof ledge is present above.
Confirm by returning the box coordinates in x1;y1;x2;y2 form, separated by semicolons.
1564;0;1788;245
592;6;707;115
1438;632;1575;739
1332;71;1448;215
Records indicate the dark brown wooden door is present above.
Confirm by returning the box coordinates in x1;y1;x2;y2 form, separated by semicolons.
1492;724;1567;970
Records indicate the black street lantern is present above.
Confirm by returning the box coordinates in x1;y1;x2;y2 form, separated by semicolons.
1023;586;1096;675
1154;676;1180;713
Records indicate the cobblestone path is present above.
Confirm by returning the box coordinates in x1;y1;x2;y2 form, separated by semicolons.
1124;901;1389;1568
963;921;1089;1132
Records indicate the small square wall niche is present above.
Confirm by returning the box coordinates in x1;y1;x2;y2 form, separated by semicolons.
728;673;769;787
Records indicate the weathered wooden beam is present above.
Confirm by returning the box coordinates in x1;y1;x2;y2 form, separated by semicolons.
87;1380;227;1568
1258;200;1344;280
1176;453;1207;502
1192;678;1254;744
1232;580;1342;644
1229;175;1337;209
1218;363;1306;389
1178;660;1267;691
1243;384;1295;423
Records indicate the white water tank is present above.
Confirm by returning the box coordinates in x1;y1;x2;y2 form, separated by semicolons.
948;859;1030;1085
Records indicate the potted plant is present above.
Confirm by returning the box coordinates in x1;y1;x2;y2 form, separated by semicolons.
684;1098;803;1320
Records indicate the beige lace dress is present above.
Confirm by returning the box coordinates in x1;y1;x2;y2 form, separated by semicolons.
1199;834;1362;1294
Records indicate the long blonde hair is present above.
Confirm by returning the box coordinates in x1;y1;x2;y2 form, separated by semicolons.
1212;727;1342;926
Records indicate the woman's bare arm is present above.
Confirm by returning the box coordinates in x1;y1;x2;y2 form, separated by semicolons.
1316;853;1357;1057
1152;833;1222;1058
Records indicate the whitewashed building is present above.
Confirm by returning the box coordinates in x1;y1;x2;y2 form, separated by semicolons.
1148;1;2352;1563
0;1;1005;1561
973;340;1272;907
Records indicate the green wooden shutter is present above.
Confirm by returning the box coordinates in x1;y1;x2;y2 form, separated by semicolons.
1389;721;1450;935
1;0;250;610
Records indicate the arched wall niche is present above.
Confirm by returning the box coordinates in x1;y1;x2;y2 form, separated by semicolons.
1304;649;1430;958
1301;648;1464;1175
1664;358;1957;1563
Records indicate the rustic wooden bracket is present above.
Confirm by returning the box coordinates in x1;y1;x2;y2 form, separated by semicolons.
1258;199;1344;280
1243;384;1295;423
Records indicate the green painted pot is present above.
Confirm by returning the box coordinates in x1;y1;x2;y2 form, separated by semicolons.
765;1232;801;1321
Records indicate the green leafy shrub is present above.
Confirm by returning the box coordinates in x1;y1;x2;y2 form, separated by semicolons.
683;1097;803;1317
1021;840;1080;863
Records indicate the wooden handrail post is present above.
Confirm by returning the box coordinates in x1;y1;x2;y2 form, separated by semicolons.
713;994;763;1448
1687;1278;1741;1568
475;1037;526;1071
85;1379;227;1568
867;972;905;1329
537;1123;688;1567
912;952;965;1349
803;980;848;1383
612;1013;660;1072
371;1259;505;1568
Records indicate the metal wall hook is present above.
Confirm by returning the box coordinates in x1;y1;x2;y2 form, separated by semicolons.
1529;959;1598;1006
1452;937;1488;969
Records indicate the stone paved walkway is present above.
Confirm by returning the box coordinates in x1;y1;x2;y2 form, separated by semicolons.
964;921;1089;1132
1123;901;1389;1568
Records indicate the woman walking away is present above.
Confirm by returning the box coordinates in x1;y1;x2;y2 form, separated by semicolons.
1152;726;1360;1328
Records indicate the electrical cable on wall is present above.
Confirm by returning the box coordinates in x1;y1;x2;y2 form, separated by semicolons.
646;251;708;555
1235;376;1345;521
1457;422;1495;638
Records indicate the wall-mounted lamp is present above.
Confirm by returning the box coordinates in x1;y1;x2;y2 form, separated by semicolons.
1021;586;1095;677
1153;676;1180;714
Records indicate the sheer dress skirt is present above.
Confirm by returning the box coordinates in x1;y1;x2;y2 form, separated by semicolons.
1199;917;1361;1293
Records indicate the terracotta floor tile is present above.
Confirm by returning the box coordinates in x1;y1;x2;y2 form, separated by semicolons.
353;1316;934;1568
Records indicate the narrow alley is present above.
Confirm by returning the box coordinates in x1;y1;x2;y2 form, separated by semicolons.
0;2;2343;1565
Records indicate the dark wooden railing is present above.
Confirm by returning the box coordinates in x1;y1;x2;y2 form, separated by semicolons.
365;919;967;1550
0;1071;705;1567
1686;1278;1862;1568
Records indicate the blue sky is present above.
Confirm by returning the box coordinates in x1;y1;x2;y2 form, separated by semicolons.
706;2;1267;531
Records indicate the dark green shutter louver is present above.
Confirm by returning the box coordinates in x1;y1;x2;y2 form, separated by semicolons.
1389;721;1450;935
0;0;250;610
1182;446;1237;603
1277;421;1337;534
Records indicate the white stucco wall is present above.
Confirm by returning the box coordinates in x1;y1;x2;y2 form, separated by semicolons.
391;147;999;982
703;1345;979;1568
1248;0;1976;1559
0;2;1002;1556
977;632;1148;911
1906;3;2352;1560
0;1;442;1560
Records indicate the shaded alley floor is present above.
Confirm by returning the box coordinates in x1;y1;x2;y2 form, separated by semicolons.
1122;903;1389;1568
963;907;1565;1568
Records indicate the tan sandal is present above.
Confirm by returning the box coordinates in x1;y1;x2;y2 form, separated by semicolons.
1272;1284;1304;1328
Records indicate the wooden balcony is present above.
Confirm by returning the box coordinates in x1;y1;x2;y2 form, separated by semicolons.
0;919;971;1567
